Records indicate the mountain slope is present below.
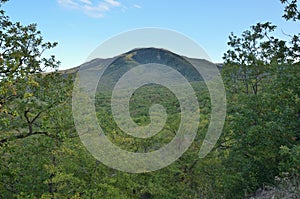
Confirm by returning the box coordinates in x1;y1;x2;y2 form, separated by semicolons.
62;47;217;84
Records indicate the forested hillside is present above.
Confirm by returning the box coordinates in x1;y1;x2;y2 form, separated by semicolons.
0;0;299;198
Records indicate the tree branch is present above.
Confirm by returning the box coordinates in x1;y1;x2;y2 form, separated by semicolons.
0;131;57;145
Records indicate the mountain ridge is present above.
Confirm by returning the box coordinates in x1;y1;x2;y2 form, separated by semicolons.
60;47;219;75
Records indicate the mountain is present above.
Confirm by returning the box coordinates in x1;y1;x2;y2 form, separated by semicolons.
61;48;218;90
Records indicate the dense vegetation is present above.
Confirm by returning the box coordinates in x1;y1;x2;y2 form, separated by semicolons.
0;0;299;198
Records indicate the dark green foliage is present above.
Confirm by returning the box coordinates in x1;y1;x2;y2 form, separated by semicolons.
281;0;300;21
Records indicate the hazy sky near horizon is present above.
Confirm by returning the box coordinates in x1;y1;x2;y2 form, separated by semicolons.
3;0;299;69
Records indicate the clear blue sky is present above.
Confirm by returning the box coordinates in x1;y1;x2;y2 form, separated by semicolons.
2;0;299;70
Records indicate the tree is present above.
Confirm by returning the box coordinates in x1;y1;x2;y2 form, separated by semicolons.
0;0;74;145
218;1;300;197
0;1;75;197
